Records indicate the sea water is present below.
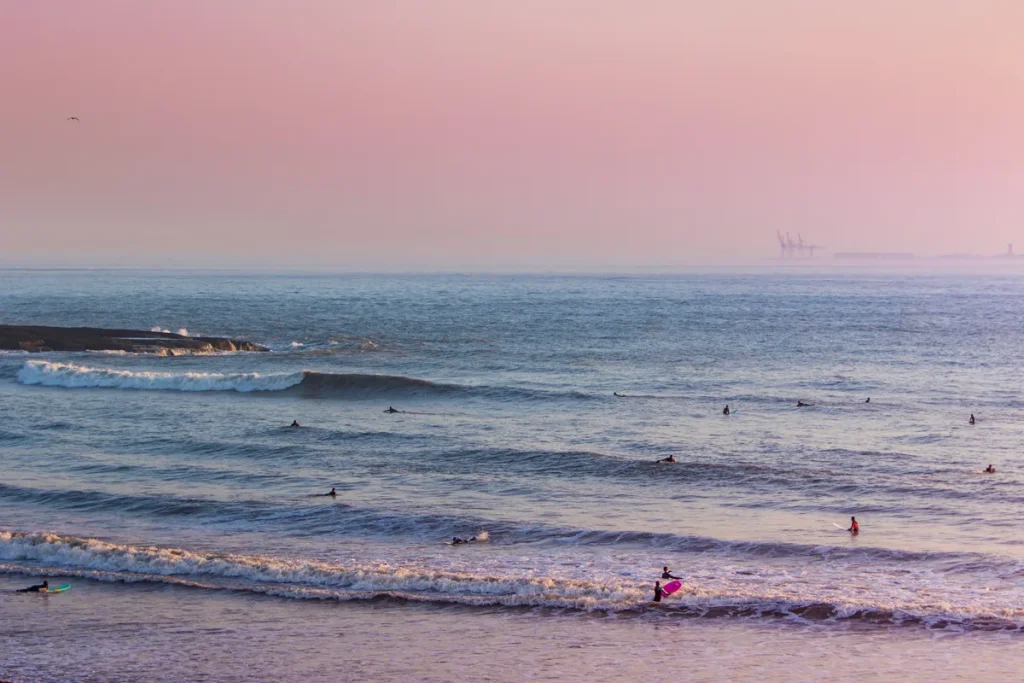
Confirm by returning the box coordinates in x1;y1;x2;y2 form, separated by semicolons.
2;270;1023;681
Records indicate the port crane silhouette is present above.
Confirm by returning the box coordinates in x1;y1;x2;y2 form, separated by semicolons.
777;231;823;258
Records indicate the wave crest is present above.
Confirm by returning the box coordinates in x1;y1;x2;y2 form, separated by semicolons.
16;361;452;396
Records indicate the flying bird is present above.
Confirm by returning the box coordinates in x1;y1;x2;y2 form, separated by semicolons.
66;116;79;121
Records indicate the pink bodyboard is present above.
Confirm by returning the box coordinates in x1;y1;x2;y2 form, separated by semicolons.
662;580;682;596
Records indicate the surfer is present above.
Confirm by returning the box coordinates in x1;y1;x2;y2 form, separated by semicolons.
847;516;859;534
661;567;680;580
614;392;623;397
17;580;48;593
325;487;337;497
384;407;399;414
722;405;730;415
290;420;300;428
984;464;996;474
969;413;976;425
652;581;663;603
450;536;477;545
865;397;870;403
797;401;810;407
657;455;677;463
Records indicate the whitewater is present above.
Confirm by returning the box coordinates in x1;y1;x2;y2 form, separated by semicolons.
4;270;1024;681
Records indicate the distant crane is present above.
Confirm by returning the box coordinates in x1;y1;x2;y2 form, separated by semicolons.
777;231;823;258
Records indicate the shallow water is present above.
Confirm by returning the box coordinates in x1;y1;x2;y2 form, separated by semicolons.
2;270;1024;680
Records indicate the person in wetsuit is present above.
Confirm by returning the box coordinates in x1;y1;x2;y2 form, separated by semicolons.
969;414;976;425
653;581;663;602
847;516;859;534
797;401;809;407
984;464;996;474
865;398;870;403
658;455;677;463
290;420;300;428
661;567;680;580
18;580;48;593
451;536;477;545
384;407;399;414
614;392;623;397
326;487;337;497
723;405;730;415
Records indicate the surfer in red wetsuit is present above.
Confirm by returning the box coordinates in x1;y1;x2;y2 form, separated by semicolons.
653;581;663;602
847;516;859;534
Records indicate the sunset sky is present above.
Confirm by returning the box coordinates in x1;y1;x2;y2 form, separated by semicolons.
3;1;1023;268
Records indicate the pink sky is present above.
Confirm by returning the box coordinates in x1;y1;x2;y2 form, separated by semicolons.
2;1;1023;268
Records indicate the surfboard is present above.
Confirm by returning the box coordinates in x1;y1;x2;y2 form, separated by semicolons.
661;580;682;596
832;523;846;531
47;585;71;593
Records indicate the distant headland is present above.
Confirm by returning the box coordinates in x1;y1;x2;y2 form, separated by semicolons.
0;325;267;355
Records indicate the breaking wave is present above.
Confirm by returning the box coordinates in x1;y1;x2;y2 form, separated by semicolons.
16;361;454;396
2;531;1021;630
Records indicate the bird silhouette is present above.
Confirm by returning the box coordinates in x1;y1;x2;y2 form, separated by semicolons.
66;116;79;121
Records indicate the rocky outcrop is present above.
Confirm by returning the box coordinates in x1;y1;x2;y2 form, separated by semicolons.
0;325;267;355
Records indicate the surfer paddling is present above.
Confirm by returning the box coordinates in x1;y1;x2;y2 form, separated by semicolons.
17;580;48;593
325;487;337;497
984;464;996;474
657;455;677;463
847;516;859;534
384;407;399;414
797;401;811;407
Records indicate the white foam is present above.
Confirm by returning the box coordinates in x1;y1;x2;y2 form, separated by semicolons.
290;341;305;348
16;361;303;393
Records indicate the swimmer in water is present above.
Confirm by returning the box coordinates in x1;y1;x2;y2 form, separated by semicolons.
653;581;663;602
384;407;399;414
658;455;677;463
723;405;730;415
325;487;337;497
661;567;680;580
290;420;300;428
969;413;976;425
450;536;477;545
17;580;48;593
984;464;996;474
847;516;859;534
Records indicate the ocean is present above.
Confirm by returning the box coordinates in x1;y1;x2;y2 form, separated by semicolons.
2;269;1023;682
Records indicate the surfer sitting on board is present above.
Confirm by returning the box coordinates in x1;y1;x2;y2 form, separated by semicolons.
847;516;859;534
723;405;730;415
984;464;996;474
653;581;663;602
290;420;300;428
384;407;399;414
657;455;677;463
969;413;976;425
326;487;337;497
661;567;680;580
17;580;48;593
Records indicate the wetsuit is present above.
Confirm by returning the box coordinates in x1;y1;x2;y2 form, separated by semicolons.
723;406;730;415
653;585;663;602
662;571;679;580
18;583;47;593
849;521;859;533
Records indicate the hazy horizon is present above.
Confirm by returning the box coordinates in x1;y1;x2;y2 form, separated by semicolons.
3;1;1023;268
